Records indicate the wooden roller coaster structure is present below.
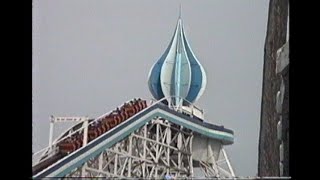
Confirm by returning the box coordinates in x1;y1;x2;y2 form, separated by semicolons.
32;98;147;175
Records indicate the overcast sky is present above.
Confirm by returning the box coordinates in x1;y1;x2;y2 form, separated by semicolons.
33;0;269;176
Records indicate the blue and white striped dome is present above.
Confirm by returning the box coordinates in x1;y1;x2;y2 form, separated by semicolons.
148;17;207;105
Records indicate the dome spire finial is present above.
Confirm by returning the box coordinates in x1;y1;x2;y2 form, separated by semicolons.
179;3;182;19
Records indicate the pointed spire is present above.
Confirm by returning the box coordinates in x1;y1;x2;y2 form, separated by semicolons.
179;3;182;19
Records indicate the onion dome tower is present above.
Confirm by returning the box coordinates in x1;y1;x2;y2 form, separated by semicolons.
148;13;207;108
